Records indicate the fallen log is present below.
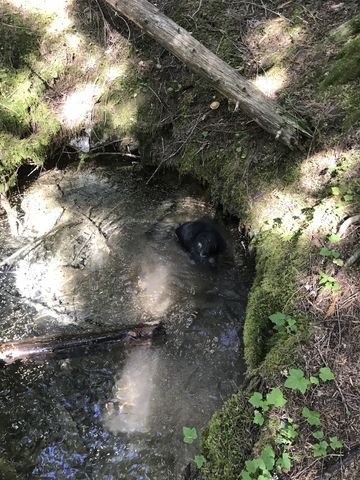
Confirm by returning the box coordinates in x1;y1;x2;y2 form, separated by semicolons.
0;321;165;363
106;0;310;147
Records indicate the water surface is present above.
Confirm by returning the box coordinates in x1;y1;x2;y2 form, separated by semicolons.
0;163;251;479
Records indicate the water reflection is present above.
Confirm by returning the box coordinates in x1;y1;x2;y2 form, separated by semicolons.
103;348;159;433
136;264;172;317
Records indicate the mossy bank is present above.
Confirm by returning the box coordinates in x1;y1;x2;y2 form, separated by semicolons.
0;1;359;478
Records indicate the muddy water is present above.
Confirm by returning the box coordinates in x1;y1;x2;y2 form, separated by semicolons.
0;162;252;479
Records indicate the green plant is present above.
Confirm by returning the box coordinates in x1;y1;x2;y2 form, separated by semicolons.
249;392;268;411
249;388;286;423
253;411;265;426
194;455;206;468
331;185;354;202
276;452;291;470
319;272;341;291
284;369;310;394
269;312;298;334
329;436;343;450
319;246;344;266
310;376;319;385
183;426;198;444
302;407;321;426
319;367;335;381
182;427;208;469
312;440;329;457
243;367;338;476
266;387;287;407
328;233;340;243
275;418;298;445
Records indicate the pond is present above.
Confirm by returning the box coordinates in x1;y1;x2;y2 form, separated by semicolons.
0;161;252;479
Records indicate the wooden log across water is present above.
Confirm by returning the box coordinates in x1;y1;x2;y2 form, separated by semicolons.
106;0;310;148
0;321;165;364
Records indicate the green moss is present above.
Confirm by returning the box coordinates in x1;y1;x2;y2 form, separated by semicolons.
178;143;253;219
349;13;360;34
319;36;360;89
340;86;360;129
0;457;18;480
316;33;360;131
201;389;255;480
244;233;308;371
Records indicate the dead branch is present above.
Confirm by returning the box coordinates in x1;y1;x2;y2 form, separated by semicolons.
105;0;310;148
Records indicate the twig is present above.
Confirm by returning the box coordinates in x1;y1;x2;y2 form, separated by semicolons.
146;113;204;184
0;222;79;268
337;214;360;238
190;0;202;18
292;458;321;479
240;1;288;19
322;444;360;479
344;248;360;269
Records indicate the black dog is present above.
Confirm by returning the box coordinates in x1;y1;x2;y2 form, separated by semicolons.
175;220;226;265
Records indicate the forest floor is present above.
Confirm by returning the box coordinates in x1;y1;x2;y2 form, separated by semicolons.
0;0;359;479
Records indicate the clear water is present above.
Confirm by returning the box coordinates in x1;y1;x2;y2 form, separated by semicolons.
0;163;252;479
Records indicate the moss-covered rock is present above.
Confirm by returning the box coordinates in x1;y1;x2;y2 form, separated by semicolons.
243;233;308;372
201;389;255;480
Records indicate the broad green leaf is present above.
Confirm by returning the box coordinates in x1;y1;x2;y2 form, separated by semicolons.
333;258;344;266
240;470;252;480
331;250;340;258
249;392;264;408
328;233;340;243
344;194;353;202
253;411;264;426
276;452;291;470
269;312;286;326
287;318;297;328
194;455;206;468
312;441;328;457
330;436;342;450
319;272;334;285
287;424;298;440
260;445;275;471
286;317;298;334
284;369;309;394
302;407;321;426
319;367;335;381
183;426;198;444
266;387;287;407
253;458;266;472
275;435;287;445
245;459;258;474
331;186;341;196
320;247;332;257
331;282;341;291
312;430;324;440
310;376;319;385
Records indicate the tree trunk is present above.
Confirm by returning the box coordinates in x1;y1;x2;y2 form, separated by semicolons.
0;321;164;363
106;0;309;148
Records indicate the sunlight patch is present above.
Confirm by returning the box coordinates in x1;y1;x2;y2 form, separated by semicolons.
61;84;100;128
137;264;172;317
251;190;307;240
8;0;74;33
253;67;287;98
103;348;159;433
106;64;128;82
300;149;342;194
